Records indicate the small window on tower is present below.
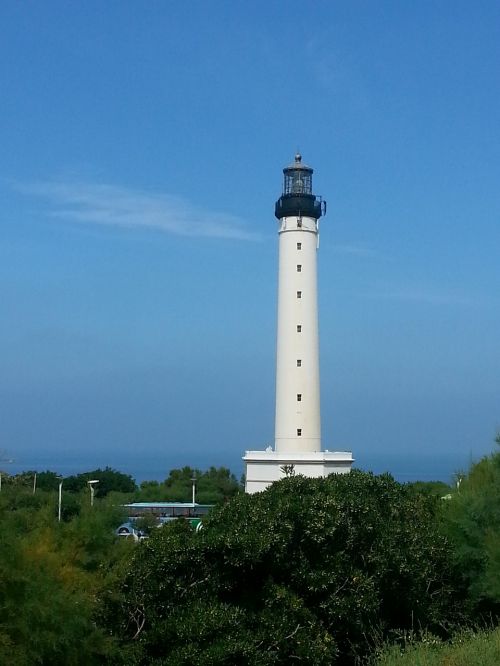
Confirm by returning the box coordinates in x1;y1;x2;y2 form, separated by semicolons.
297;291;302;298
297;359;302;367
297;218;302;228
297;428;302;436
297;242;302;250
297;394;302;402
297;265;302;272
297;325;302;332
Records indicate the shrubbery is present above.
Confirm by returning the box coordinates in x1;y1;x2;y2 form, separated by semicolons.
0;485;129;664
114;470;463;664
442;441;500;617
2;451;500;664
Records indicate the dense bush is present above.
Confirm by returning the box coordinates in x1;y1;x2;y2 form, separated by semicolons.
2;452;500;664
0;464;242;663
0;485;130;664
115;471;462;665
441;439;500;617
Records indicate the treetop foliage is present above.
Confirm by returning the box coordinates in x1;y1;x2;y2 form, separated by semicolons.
64;467;137;497
0;483;130;664
1;465;241;505
405;479;452;499
442;442;500;615
137;465;241;504
115;470;462;665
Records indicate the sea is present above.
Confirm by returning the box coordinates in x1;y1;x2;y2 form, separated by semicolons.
2;449;476;486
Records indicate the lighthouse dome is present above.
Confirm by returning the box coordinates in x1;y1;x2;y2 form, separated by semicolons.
275;154;324;220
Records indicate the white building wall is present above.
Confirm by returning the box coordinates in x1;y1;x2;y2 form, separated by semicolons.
243;449;353;494
275;215;321;453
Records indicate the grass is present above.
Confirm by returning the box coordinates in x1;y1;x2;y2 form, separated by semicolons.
375;627;500;666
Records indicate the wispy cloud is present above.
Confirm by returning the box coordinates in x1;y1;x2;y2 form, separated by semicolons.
16;180;259;241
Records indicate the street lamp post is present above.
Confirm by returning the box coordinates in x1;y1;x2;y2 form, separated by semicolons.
58;480;63;522
87;479;99;507
191;475;197;506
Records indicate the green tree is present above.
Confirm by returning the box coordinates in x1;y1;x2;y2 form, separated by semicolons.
442;437;500;617
0;483;131;664
405;480;452;499
136;466;241;504
64;467;137;497
115;471;461;665
22;469;61;491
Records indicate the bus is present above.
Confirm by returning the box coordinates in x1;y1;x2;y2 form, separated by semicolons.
116;502;214;539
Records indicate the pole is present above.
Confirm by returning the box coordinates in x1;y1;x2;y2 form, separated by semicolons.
58;481;63;522
87;480;99;507
191;476;196;506
33;472;37;495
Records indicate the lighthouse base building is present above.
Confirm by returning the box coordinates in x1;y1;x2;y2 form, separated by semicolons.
244;154;353;494
244;449;353;494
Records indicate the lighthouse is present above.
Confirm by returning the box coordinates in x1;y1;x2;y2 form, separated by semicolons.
244;154;353;493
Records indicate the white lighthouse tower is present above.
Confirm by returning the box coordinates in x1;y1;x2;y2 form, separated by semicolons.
244;154;353;493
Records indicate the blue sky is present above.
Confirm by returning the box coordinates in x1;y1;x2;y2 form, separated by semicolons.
1;1;499;481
